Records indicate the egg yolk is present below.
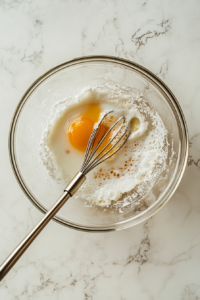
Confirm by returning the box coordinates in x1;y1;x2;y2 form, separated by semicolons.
68;117;94;151
68;103;111;152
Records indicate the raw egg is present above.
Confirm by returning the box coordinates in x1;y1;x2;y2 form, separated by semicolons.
68;117;94;151
47;101;115;178
67;103;110;152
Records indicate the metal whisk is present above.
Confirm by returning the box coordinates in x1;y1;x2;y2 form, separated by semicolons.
0;111;130;281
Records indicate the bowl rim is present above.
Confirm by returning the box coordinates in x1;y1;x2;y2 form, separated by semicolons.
9;55;189;232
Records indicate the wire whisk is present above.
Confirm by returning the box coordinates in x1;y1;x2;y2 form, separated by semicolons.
0;110;131;281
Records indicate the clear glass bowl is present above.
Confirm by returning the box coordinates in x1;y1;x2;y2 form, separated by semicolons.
9;56;188;231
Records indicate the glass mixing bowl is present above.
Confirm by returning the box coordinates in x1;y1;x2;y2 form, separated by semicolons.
9;56;188;231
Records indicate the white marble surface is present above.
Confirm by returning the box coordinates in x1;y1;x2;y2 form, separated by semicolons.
0;0;200;299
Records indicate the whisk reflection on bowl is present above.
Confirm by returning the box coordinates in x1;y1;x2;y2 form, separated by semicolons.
0;111;130;281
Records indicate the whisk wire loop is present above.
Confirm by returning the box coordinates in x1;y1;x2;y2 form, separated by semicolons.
80;111;131;175
84;126;130;174
81;110;113;169
84;122;125;173
84;115;124;169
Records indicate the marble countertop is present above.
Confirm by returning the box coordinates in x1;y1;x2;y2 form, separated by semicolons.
0;0;200;299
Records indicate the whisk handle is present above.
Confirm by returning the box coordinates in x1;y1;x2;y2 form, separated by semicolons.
0;172;86;281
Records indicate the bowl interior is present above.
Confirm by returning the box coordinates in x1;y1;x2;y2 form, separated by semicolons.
10;57;188;231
